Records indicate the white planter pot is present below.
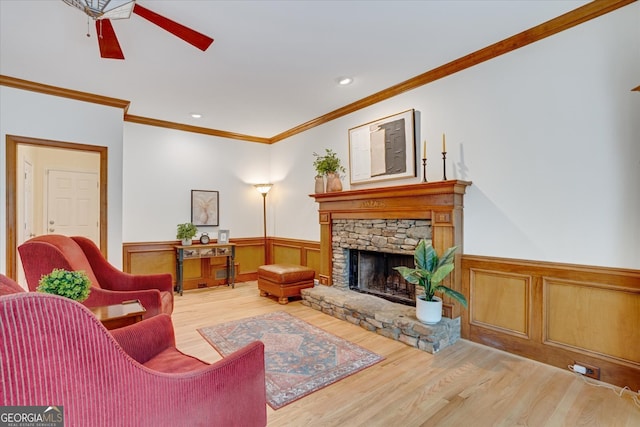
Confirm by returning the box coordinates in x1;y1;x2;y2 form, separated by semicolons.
416;296;442;325
181;238;192;246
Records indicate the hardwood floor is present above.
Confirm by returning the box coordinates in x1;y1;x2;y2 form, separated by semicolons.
172;281;640;426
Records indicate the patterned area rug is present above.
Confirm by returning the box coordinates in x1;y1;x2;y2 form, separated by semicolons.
198;311;384;409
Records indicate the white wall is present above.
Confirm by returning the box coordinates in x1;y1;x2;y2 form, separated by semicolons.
271;5;640;269
2;5;637;276
0;87;124;272
122;123;271;242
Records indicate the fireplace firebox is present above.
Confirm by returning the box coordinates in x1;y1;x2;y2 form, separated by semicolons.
349;250;416;306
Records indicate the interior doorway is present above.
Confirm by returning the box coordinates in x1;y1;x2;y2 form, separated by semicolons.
46;169;100;241
5;135;108;281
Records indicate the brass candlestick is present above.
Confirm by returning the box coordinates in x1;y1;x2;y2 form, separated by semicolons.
442;151;447;181
421;158;428;182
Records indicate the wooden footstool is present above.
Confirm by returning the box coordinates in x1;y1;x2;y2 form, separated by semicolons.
258;264;315;304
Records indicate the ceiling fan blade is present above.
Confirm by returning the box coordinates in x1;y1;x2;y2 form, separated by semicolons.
133;4;213;51
95;19;125;60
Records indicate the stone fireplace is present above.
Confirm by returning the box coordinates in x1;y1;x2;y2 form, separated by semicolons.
331;218;431;306
311;181;471;319
304;181;471;354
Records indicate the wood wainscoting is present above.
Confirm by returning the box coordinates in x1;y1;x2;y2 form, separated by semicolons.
122;237;320;291
461;255;640;390
268;237;321;273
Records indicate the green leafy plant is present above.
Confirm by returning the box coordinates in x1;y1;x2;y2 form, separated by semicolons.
176;222;198;240
313;148;346;176
37;268;91;302
393;240;467;308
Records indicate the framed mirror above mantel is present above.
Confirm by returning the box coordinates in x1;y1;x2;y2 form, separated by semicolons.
310;180;472;319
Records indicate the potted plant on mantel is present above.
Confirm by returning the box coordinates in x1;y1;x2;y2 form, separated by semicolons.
394;239;468;324
313;148;346;193
177;222;198;246
37;268;92;302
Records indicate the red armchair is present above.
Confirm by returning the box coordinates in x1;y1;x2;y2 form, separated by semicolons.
0;292;267;427
0;273;26;295
18;234;173;318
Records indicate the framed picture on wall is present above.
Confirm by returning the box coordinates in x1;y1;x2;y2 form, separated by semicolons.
191;190;219;226
348;109;416;185
218;229;229;244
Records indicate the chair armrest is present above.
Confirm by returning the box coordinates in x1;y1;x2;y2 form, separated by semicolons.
129;273;173;293
100;272;173;294
164;341;267;426
110;314;175;364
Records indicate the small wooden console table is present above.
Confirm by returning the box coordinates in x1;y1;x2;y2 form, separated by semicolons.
89;300;146;330
175;243;236;295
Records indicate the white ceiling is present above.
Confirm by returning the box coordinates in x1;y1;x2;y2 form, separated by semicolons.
0;0;587;138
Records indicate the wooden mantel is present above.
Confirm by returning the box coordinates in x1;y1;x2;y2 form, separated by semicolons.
311;180;472;318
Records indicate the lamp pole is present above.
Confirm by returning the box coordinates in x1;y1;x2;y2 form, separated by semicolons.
254;184;273;264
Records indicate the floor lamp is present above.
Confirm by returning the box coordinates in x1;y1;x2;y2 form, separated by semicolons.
254;183;273;264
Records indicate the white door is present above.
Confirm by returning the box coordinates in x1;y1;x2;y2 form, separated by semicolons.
18;159;35;287
22;159;34;242
47;170;100;245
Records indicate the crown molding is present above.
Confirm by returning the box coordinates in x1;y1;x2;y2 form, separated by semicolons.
2;0;634;144
124;115;271;144
271;0;636;142
0;75;130;113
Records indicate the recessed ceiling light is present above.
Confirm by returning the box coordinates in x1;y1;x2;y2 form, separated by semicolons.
336;77;353;86
190;113;202;119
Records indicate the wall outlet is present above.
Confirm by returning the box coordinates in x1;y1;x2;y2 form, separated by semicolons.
573;361;600;380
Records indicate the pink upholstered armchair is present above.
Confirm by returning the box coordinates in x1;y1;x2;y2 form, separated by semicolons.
18;234;173;318
0;273;26;295
0;292;267;427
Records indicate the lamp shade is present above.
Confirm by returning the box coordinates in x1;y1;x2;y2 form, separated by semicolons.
254;184;273;195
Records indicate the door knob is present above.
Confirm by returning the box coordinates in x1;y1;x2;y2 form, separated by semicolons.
49;220;55;225
49;228;55;232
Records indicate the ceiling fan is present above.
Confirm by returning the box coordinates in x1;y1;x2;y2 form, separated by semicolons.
62;0;214;60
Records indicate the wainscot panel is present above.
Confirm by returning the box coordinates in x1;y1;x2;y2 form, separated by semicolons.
123;241;176;279
462;255;640;391
270;238;321;278
470;269;531;338
544;278;639;363
234;238;265;276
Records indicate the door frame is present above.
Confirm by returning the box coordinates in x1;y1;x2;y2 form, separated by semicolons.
5;134;108;279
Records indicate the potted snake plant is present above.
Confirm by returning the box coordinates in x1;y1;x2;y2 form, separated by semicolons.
393;239;467;324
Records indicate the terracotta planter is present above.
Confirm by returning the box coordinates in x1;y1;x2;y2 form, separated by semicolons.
325;172;343;192
314;175;325;194
416;295;442;324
